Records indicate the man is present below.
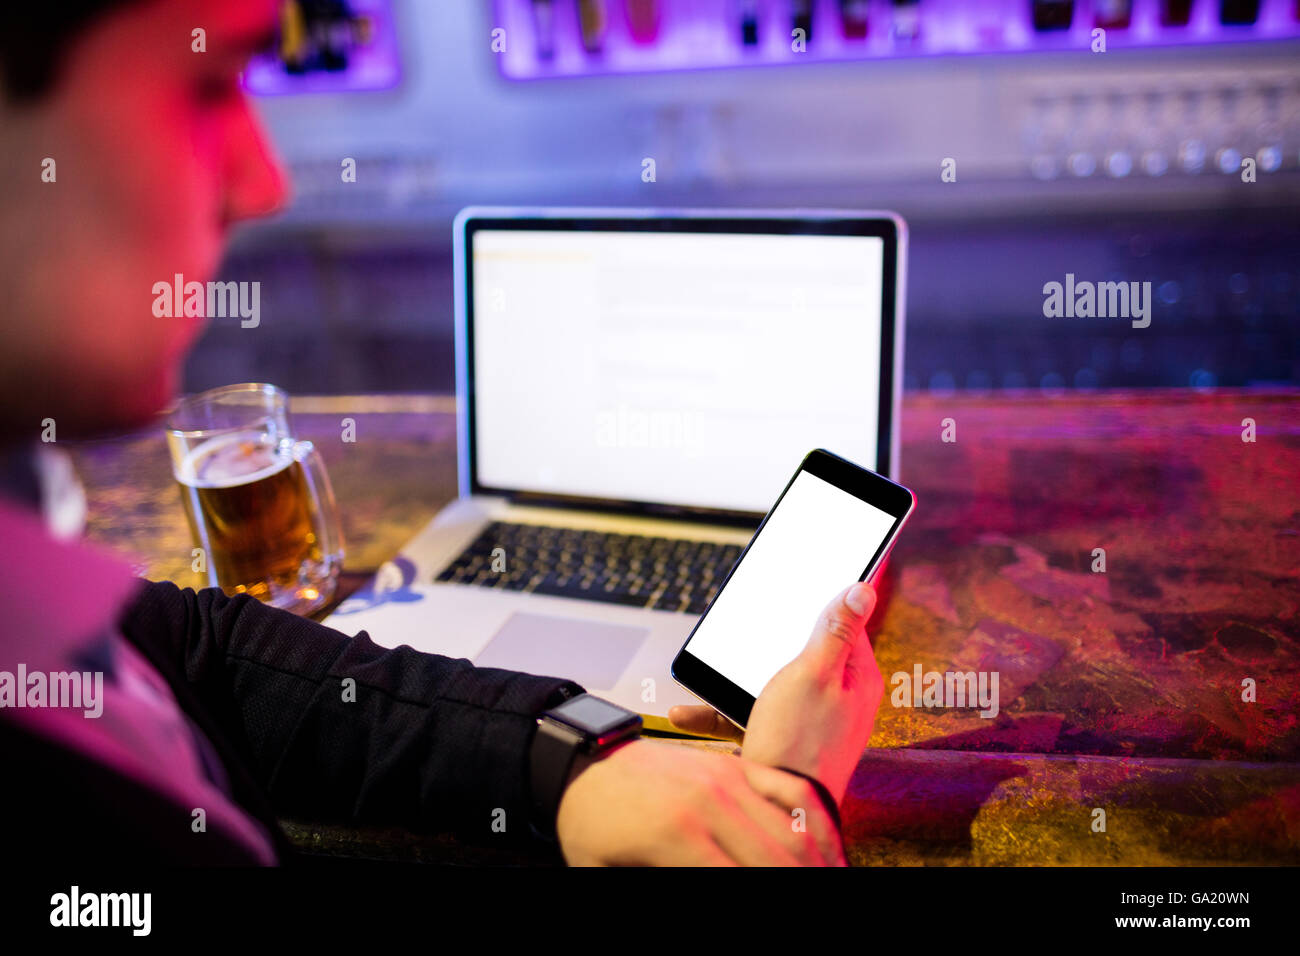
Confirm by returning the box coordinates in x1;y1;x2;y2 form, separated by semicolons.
0;0;886;866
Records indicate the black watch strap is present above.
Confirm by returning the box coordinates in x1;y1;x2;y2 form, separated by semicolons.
778;766;847;859
529;717;587;840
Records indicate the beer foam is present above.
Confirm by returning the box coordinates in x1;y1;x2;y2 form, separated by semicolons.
177;431;294;488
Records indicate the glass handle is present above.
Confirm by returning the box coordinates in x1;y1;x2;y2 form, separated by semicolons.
293;440;345;569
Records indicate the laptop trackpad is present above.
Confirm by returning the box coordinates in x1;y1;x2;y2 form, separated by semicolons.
473;612;649;689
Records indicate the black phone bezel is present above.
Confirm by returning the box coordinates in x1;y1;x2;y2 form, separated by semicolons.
670;447;915;730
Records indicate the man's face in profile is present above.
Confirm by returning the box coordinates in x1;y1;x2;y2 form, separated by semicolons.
0;0;287;439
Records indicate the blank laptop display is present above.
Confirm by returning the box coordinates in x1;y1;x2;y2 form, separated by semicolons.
465;220;895;518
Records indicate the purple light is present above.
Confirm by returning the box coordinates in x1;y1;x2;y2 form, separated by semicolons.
491;0;1300;81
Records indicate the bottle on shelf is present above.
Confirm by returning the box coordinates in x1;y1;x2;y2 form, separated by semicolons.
1160;0;1193;26
839;0;869;40
891;0;920;42
792;0;814;43
625;0;660;44
1031;0;1075;31
738;0;760;46
1094;0;1132;29
578;0;608;53
1220;0;1261;25
531;0;556;59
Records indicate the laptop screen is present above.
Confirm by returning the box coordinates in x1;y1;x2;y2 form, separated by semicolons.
464;215;898;520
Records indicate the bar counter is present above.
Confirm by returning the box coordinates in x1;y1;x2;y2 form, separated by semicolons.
66;390;1300;865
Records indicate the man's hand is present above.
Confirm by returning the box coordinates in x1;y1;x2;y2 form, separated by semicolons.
668;581;884;804
555;738;846;866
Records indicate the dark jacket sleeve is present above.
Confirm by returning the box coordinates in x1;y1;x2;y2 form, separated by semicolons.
116;579;585;848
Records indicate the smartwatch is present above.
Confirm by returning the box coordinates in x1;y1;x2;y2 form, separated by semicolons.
529;693;642;840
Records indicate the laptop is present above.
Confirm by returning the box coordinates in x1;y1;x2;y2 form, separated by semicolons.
322;207;906;733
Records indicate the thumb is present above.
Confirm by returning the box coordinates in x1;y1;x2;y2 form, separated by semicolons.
803;582;877;671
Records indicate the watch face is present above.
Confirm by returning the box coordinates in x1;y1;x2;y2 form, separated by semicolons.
552;695;636;735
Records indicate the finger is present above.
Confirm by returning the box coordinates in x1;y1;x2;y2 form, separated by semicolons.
803;582;877;673
667;705;745;742
741;762;846;866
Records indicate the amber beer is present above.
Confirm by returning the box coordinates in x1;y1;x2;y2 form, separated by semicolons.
176;431;323;604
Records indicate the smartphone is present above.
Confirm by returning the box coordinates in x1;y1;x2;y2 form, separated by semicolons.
671;448;915;730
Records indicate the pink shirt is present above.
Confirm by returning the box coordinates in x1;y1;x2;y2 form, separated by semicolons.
0;450;276;863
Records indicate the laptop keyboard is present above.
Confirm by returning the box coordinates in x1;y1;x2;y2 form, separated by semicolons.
434;520;744;615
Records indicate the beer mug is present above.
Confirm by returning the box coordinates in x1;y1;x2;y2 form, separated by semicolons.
166;383;344;616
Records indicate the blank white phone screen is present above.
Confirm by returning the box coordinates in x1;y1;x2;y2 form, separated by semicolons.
685;469;897;700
